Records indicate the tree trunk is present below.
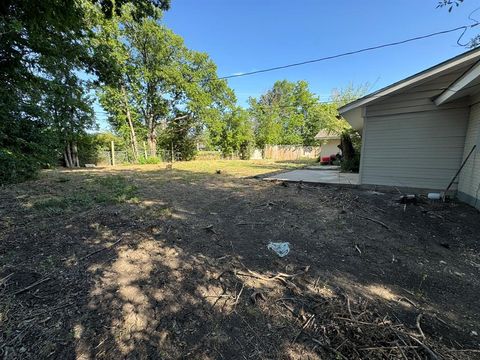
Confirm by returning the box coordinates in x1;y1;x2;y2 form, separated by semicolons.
340;133;355;161
121;85;139;161
147;113;157;157
147;134;157;157
64;141;80;168
64;150;71;168
71;141;80;167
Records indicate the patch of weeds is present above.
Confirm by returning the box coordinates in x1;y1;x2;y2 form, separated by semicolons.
39;255;56;271
415;273;428;298
143;205;173;219
92;176;138;204
138;156;162;165
55;177;70;183
157;206;173;217
33;197;69;213
32;176;138;215
68;193;95;207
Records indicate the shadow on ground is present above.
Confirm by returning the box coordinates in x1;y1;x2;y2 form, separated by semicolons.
0;166;479;359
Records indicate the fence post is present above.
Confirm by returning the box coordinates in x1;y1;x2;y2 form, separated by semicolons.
110;141;115;166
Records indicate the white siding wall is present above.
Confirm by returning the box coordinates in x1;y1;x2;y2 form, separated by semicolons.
458;101;480;208
361;108;469;189
360;70;472;189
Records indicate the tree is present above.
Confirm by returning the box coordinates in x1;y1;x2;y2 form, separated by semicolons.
317;83;371;136
97;13;235;157
158;113;200;161
44;70;96;167
206;107;255;159
249;80;325;147
0;0;170;182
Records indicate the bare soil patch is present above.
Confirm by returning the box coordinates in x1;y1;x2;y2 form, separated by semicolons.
1;163;479;359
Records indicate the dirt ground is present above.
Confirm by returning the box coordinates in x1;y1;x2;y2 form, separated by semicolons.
1;160;479;359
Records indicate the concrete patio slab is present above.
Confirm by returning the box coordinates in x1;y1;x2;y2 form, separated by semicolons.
264;169;359;185
304;165;340;170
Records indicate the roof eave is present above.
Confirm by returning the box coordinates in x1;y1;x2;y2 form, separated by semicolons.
338;48;480;115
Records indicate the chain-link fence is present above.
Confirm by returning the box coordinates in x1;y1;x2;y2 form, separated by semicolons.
97;149;185;166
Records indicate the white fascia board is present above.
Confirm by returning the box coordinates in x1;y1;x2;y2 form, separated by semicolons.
435;61;480;106
338;49;480;115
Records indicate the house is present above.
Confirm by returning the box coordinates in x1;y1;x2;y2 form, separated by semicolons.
314;129;341;158
339;48;480;209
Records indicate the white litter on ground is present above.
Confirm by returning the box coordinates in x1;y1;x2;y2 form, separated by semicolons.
267;242;290;257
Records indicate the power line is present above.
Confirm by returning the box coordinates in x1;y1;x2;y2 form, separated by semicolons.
217;23;480;80
249;82;480;109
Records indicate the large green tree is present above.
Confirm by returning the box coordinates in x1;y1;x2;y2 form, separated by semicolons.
0;0;170;181
248;81;369;148
206;107;255;159
97;13;235;157
249;80;324;147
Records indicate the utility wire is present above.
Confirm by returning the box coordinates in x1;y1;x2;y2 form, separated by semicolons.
217;23;480;80
249;82;480;109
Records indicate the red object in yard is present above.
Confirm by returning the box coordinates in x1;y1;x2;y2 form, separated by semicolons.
320;156;331;165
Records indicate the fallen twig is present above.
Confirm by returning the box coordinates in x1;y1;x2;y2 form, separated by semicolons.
293;314;315;342
357;215;390;230
409;336;440;360
311;338;348;360
334;316;391;326
232;283;245;309
235;222;267;226
347;296;354;319
359;345;420;351
250;289;266;304
204;224;218;235
416;314;425;340
14;277;51;296
22;302;74;320
0;273;14;286
235;267;309;283
397;296;418;308
80;237;123;261
354;244;362;255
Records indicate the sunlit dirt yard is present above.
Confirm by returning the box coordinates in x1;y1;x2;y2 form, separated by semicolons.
1;160;479;359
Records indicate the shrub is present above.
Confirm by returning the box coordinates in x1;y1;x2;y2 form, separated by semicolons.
138;156;162;165
340;153;360;172
0;148;40;184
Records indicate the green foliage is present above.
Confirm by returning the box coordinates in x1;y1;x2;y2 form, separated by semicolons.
339;129;362;173
206;107;255;159
0;149;41;185
92;132;126;150
94;176;137;203
96;12;235;158
194;151;222;160
158;114;198;161
0;117;59;184
340;153;361;173
32;175;138;214
0;0;170;182
248;80;359;148
138;156;162;164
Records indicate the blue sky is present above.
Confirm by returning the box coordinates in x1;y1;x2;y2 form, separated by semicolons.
95;0;480;130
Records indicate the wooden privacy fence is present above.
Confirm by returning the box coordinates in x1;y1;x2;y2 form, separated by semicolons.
263;145;320;161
